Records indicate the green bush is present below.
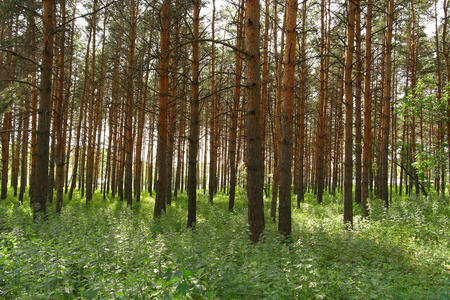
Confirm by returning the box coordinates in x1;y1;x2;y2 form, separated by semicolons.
0;190;449;299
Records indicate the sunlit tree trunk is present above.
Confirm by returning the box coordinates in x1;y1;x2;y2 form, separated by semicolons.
278;0;297;236
245;0;265;242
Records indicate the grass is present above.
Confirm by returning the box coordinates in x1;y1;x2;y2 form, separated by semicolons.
0;188;449;299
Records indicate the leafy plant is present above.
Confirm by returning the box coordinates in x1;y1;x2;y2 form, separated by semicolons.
0;190;449;299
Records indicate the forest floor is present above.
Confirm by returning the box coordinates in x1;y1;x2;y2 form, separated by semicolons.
1;188;450;299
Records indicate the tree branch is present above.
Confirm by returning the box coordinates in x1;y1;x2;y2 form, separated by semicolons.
394;161;428;197
0;48;40;67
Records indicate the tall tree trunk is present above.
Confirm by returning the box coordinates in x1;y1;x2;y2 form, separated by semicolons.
167;6;180;206
209;0;217;203
154;0;171;217
316;0;328;204
29;2;38;202
125;0;137;207
135;33;152;203
354;0;362;205
436;0;445;197
297;0;307;206
361;0;372;217
187;0;200;228
409;1;419;195
85;0;98;203
343;0;356;228
55;0;67;213
271;1;285;220
443;1;450;199
69;24;92;201
1;21;12;201
229;0;244;211
1;111;11;200
278;0;297;236
245;0;265;242
33;0;55;219
175;47;188;198
260;0;269;192
379;0;394;207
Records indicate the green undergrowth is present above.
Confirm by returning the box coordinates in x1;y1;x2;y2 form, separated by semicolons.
0;188;449;299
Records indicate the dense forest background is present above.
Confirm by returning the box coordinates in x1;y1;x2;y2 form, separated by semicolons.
0;0;450;238
2;0;450;298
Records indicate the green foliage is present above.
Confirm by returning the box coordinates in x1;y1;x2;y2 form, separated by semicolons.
397;77;449;178
1;190;450;299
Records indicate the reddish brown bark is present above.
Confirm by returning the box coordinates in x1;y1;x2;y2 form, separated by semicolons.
33;0;55;219
361;0;372;217
278;0;297;236
154;0;171;217
1;111;11;200
245;0;265;242
354;0;362;205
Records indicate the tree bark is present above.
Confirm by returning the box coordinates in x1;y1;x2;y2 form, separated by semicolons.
229;0;244;211
154;0;171;217
33;0;55;219
354;0;362;205
316;0;328;204
278;0;297;236
245;0;265;242
343;0;357;228
55;0;67;213
209;0;217;203
124;0;137;207
297;0;307;207
187;0;201;228
379;0;394;207
361;0;372;217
